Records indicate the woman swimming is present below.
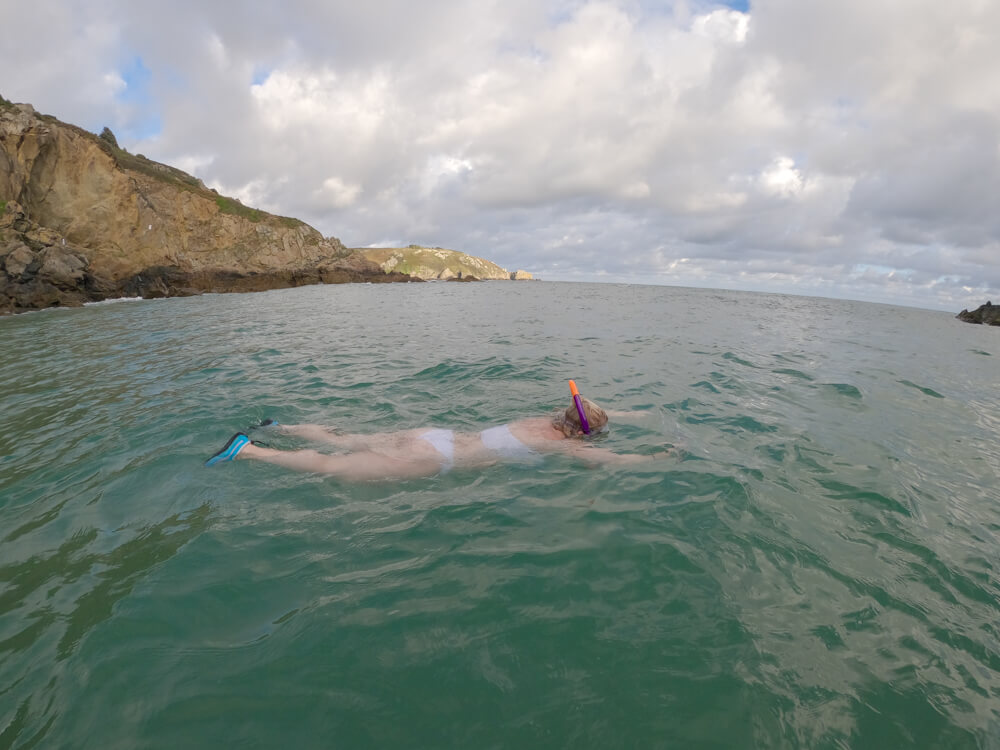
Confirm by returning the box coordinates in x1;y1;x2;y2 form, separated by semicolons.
206;383;668;481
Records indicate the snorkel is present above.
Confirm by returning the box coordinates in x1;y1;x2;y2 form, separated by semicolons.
568;380;591;435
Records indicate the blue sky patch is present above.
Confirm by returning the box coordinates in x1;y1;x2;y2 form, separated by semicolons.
252;67;272;87
116;56;162;141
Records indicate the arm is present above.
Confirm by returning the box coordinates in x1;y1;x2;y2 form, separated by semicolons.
555;441;675;467
603;409;649;418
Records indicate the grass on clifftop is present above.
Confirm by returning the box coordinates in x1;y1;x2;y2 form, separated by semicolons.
116;149;205;192
216;196;263;222
212;197;305;229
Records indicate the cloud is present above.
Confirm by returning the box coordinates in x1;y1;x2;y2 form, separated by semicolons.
2;0;999;310
315;176;363;209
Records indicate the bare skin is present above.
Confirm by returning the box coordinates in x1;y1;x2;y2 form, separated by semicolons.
236;413;669;481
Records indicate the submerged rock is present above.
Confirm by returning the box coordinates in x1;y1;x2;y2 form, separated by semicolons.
957;301;1000;326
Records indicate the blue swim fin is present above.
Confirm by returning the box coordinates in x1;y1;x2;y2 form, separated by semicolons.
205;433;251;466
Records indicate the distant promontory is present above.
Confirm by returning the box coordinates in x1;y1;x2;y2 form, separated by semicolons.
957;301;1000;326
360;245;534;281
0;95;530;315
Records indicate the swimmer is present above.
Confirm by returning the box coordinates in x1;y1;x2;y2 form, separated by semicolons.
206;382;672;481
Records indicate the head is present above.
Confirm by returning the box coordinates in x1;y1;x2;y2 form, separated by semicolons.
552;396;608;438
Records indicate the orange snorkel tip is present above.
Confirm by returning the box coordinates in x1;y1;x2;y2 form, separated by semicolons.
568;379;591;434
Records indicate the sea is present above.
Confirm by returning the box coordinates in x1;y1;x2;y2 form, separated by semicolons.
1;281;998;749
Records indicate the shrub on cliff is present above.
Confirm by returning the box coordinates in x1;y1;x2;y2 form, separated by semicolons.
99;127;119;149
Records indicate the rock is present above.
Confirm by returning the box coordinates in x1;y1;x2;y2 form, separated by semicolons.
2;244;35;278
0;200;28;231
1;204;108;311
510;269;534;280
957;301;1000;326
39;246;87;287
1;275;84;311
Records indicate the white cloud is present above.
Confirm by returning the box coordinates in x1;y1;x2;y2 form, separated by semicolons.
207;33;229;69
170;153;215;176
683;190;747;213
691;9;749;44
316;176;362;208
760;157;804;199
102;72;126;95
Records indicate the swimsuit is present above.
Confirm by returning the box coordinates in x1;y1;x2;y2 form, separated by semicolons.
479;424;543;465
418;429;455;474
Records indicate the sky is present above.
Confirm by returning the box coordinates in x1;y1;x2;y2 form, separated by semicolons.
2;0;999;311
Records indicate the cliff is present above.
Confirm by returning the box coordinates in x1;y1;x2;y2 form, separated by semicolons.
359;245;533;281
957;301;1000;326
0;96;410;314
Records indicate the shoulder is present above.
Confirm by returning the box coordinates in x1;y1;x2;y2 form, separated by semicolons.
506;419;567;451
510;417;561;436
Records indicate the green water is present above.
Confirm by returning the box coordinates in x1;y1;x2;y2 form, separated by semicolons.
1;282;998;748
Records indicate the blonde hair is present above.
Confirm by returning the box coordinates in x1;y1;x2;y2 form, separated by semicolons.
552;397;608;437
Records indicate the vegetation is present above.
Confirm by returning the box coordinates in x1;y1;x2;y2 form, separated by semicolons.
115;149;204;191
0;200;7;213
215;196;263;222
99;126;119;149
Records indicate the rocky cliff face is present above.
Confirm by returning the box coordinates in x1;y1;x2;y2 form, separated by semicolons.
0;97;409;314
957;301;1000;326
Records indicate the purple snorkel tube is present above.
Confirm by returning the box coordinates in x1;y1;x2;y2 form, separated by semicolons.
568;380;591;435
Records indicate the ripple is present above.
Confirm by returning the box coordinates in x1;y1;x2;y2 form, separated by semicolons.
2;284;999;748
899;380;946;399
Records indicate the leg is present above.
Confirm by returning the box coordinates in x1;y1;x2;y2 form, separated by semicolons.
273;423;373;450
238;443;442;481
273;423;344;444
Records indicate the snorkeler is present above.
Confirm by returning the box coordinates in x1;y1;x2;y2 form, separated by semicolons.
206;381;669;481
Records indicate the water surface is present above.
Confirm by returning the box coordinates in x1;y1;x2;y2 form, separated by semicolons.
2;282;999;748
